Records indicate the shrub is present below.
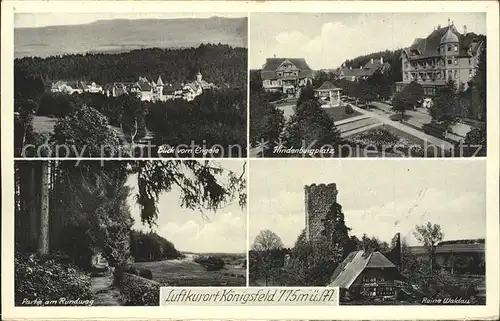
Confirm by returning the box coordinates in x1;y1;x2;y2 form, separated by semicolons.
15;252;93;306
422;122;448;138
125;266;139;275
119;273;160;306
194;255;226;271
139;269;153;280
345;104;354;114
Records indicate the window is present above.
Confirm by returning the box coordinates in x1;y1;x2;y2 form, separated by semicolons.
277;72;282;77
454;70;458;79
448;59;452;65
447;45;452;51
454;58;458;65
454;45;458;52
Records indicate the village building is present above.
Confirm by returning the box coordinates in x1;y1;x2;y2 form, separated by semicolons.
328;250;405;300
261;58;313;98
409;240;485;275
181;72;217;101
336;57;390;82
316;81;342;107
51;80;103;94
50;80;86;94
396;20;484;95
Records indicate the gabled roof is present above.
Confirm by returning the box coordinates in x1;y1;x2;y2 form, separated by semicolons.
317;81;341;91
340;68;373;78
328;251;399;289
137;80;152;91
405;24;481;59
262;58;312;71
157;76;164;86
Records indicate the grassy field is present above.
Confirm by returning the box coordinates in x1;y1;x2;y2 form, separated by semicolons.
32;115;127;142
132;253;246;287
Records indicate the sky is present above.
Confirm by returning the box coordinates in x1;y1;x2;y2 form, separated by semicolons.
250;12;486;70
126;160;247;254
14;12;248;29
249;160;486;249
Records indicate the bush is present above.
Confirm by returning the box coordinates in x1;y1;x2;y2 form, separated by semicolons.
345;104;354;114
119;273;160;306
194;255;226;271
422;122;448;138
139;269;153;280
125;266;139;275
15;252;93;306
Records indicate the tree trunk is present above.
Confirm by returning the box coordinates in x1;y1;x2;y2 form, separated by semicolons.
29;166;38;247
38;161;50;255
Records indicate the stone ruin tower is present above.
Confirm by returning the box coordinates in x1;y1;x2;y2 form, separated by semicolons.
304;183;338;243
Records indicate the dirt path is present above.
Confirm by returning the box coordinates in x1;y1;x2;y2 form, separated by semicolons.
90;275;122;306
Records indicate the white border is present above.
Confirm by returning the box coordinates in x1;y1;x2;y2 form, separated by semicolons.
2;1;499;320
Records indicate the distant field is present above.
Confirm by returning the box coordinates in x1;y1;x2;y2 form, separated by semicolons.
32;115;127;142
132;253;246;287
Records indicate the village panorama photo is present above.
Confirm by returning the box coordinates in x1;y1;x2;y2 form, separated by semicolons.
249;12;487;158
14;159;247;306
249;159;486;305
14;12;248;158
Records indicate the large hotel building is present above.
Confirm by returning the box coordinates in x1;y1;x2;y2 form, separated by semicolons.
396;20;484;96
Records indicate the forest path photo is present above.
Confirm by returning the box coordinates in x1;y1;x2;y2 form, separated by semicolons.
90;275;121;306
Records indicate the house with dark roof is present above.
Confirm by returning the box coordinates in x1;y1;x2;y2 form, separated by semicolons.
396;20;484;95
261;58;313;98
328;250;404;300
336;57;390;82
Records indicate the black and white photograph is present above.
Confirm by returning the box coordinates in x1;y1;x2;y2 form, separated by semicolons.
14;12;248;158
249;13;487;158
249;160;486;305
14;160;247;306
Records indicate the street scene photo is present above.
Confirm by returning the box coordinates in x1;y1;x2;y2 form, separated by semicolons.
249;160;486;305
14;160;247;306
249;13;487;157
14;13;247;158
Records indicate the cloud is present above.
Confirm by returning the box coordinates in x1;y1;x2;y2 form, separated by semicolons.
157;211;246;253
250;186;485;249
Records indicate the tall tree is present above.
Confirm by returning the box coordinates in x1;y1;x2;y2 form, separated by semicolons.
413;221;444;275
38;161;50;255
430;78;458;125
251;230;285;286
282;99;341;157
250;92;285;147
252;230;284;251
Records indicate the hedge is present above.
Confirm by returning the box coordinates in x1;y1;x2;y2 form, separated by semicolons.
119;273;161;306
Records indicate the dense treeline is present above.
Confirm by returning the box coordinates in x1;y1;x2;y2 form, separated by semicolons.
14;44;247;89
130;230;183;262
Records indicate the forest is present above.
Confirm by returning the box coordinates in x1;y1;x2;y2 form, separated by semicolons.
14;44;247;89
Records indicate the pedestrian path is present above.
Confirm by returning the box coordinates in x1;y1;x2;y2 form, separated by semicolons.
90;275;122;306
350;105;454;151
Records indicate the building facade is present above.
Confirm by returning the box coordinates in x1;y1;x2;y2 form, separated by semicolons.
329;250;404;300
261;58;313;98
337;57;390;82
396;20;484;95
